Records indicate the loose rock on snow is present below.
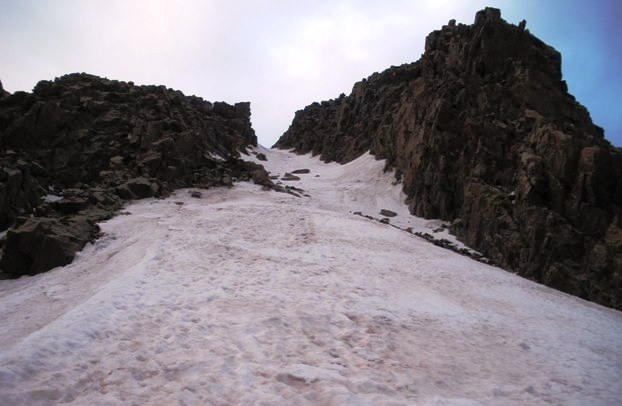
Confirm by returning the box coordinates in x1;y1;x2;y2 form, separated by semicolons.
281;173;301;181
380;209;397;217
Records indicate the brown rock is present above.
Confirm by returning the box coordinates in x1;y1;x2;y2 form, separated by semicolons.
274;8;622;309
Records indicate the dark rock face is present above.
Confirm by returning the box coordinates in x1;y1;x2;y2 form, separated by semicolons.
274;8;622;309
0;73;267;276
2;216;99;275
0;80;9;99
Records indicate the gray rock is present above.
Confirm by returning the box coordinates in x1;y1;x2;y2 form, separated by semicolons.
380;209;397;217
221;174;233;186
281;173;301;181
251;168;272;186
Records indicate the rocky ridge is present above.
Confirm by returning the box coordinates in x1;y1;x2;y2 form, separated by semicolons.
0;73;273;276
275;8;622;309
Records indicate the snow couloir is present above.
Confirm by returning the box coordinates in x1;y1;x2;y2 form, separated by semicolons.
0;148;620;405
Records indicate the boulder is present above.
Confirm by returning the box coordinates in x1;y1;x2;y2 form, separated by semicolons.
53;196;90;214
221;174;233;187
250;168;272;186
0;163;43;230
116;177;158;200
281;173;301;181
0;217;98;276
380;209;398;217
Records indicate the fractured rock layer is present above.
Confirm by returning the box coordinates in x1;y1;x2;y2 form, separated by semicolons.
0;73;268;276
275;8;622;309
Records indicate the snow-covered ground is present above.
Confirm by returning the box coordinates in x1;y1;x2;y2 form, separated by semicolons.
0;147;620;405
246;147;466;249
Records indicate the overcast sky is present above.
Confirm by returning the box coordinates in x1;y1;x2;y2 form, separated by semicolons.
1;0;620;147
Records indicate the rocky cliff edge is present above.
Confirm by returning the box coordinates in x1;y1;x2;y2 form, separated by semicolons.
274;8;622;309
0;73;272;276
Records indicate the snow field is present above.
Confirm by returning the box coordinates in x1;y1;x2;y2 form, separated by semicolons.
0;148;620;405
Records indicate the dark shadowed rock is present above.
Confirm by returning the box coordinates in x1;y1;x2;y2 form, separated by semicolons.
291;169;311;174
281;173;301;181
53;196;90;215
380;209;398;218
116;177;158;200
0;80;9;99
274;8;622;309
0;162;44;230
256;153;267;161
0;216;98;276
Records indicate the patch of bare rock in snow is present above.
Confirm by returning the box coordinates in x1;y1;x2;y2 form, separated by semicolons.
0;147;620;405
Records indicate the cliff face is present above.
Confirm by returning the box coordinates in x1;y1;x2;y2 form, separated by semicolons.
275;8;622;309
0;73;267;276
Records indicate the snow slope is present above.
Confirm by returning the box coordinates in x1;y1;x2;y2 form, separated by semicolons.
247;147;464;247
0;147;620;405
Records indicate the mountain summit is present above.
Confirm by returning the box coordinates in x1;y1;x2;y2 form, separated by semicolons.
275;7;622;309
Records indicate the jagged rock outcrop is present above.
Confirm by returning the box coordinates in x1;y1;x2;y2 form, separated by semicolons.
275;8;622;309
0;73;269;276
0;80;9;99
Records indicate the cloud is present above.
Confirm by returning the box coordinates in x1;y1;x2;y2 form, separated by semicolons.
1;0;619;146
